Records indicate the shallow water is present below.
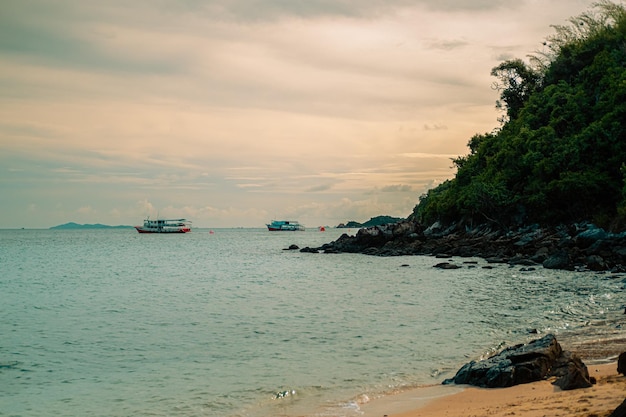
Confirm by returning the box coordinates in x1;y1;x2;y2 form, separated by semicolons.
1;228;624;417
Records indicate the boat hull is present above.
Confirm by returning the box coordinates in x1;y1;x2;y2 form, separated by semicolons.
266;220;305;231
134;226;191;233
134;218;192;234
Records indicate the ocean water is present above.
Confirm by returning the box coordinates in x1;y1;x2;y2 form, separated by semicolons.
1;228;624;417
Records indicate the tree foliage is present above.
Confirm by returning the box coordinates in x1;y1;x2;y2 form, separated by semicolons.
412;1;626;230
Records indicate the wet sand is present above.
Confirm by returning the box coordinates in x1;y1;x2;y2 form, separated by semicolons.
361;338;625;417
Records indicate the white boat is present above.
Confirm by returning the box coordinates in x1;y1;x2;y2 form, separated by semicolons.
134;218;191;233
266;220;305;231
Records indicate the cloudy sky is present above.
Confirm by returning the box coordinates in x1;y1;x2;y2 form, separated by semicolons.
0;0;595;228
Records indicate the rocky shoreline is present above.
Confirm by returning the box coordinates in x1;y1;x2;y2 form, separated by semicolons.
300;220;626;272
296;222;626;416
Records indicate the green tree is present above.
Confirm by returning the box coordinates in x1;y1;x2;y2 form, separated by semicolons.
413;1;626;230
491;59;541;121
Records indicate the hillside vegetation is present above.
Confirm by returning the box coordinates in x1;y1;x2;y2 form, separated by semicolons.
412;1;626;231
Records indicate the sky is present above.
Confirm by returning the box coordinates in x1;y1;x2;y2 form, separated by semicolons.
0;0;597;228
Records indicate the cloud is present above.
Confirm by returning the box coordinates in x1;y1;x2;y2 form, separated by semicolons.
77;205;95;215
426;38;470;50
400;152;459;159
306;183;335;192
423;123;449;131
166;0;523;21
198;0;529;30
380;184;414;192
236;183;264;189
0;0;598;228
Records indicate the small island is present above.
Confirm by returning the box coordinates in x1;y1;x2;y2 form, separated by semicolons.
336;215;404;229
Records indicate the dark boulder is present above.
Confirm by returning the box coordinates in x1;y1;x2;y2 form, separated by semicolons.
543;250;573;270
586;254;607;271
551;351;592;390
433;262;461;269
443;334;562;388
443;334;593;390
609;398;626;417
618;352;626;375
576;225;608;249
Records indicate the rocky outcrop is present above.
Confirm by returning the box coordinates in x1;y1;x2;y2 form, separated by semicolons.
433;262;461;269
618;352;626;375
609;398;626;417
308;220;626;272
442;334;593;389
336;215;405;229
550;351;594;390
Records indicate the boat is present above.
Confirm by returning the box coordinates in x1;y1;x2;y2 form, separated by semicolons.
134;218;191;233
266;220;305;231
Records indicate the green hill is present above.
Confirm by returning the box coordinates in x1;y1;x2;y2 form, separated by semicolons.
412;1;626;231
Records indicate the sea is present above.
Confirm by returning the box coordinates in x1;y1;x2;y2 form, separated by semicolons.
1;227;624;417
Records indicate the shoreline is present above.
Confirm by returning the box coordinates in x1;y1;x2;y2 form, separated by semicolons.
359;336;625;417
315;220;626;273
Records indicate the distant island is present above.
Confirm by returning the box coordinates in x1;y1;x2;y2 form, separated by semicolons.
336;215;404;229
50;222;132;230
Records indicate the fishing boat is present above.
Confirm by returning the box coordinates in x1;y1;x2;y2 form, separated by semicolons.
266;220;305;231
134;218;191;233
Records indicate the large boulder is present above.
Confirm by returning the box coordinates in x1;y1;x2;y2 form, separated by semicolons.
543;250;573;270
551;351;592;390
443;334;593;389
575;225;608;249
618;352;626;375
609;398;626;417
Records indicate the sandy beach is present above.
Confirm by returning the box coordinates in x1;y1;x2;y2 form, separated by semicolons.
361;338;625;417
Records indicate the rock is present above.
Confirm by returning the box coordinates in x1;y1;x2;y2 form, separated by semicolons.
551;351;593;390
553;363;592;390
392;221;417;237
433;262;460;269
618;352;626;375
284;244;299;250
543;250;573;270
443;334;562;388
485;257;507;264
514;235;534;246
424;221;443;237
576;225;608;248
586;255;607;271
609;398;626;417
309;219;626;272
509;257;537;266
531;247;550;263
442;334;594;390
